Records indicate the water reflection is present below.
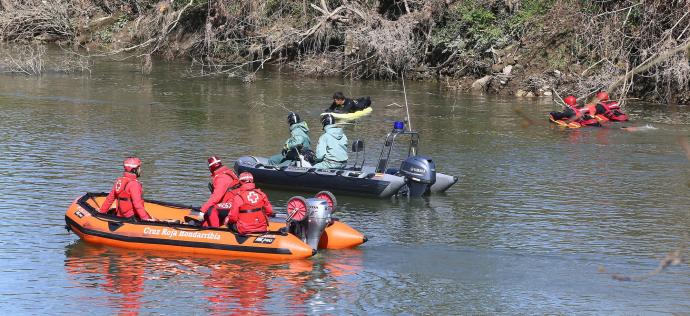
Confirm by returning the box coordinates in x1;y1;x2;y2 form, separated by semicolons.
64;242;363;315
2;56;690;314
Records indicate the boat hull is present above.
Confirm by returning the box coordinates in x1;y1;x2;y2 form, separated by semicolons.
65;193;365;260
234;156;405;198
234;156;458;198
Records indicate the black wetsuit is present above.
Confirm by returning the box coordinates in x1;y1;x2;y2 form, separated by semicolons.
324;96;371;114
550;107;577;120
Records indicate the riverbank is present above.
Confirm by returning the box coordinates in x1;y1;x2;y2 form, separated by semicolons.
1;0;689;104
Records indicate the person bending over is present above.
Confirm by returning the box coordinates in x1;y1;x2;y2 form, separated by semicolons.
200;156;240;227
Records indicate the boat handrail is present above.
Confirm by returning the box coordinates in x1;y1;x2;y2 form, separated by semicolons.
375;130;420;173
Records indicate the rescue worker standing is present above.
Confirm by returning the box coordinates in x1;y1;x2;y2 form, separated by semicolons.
99;157;155;221
267;112;312;166
223;172;274;234
313;114;348;169
201;156;240;228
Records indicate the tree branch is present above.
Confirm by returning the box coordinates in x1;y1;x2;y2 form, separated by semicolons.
608;39;690;93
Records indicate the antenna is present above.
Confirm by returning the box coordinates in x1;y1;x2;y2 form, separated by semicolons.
402;71;412;132
401;71;416;156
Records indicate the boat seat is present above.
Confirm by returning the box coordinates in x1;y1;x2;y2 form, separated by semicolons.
348;172;361;177
385;168;399;175
256;163;277;170
375;158;387;173
335;170;345;176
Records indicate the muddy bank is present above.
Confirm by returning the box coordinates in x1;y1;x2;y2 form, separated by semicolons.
1;0;688;104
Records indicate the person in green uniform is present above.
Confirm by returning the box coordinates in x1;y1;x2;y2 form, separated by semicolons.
313;114;348;169
268;112;311;166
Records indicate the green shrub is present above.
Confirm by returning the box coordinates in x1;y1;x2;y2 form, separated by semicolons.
432;1;505;50
508;0;554;33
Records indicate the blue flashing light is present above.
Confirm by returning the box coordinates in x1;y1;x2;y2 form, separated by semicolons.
393;121;405;131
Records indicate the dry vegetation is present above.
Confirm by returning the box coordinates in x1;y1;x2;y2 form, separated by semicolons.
0;0;688;103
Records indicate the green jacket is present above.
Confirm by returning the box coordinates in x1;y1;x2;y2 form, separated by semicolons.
285;121;311;151
315;125;348;163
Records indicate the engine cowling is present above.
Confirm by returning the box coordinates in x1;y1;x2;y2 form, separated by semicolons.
304;198;332;250
399;155;436;197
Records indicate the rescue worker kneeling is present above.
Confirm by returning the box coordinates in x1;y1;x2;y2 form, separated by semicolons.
201;156;240;228
223;172;274;234
99;157;156;221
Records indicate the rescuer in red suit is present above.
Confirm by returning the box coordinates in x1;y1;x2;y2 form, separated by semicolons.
201;156;240;227
99;157;155;221
223;172;274;234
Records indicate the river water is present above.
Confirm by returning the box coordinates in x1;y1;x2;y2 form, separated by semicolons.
0;57;689;314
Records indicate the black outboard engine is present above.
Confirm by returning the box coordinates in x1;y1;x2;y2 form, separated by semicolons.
399;155;436;197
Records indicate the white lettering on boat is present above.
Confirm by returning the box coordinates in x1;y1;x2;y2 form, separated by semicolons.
161;228;178;238
142;227;220;240
178;231;221;240
143;227;160;235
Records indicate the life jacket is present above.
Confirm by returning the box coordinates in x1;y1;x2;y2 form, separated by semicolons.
215;188;240;212
113;176;138;218
235;186;269;234
600;101;628;121
209;167;240;210
211;166;239;185
600;101;621;114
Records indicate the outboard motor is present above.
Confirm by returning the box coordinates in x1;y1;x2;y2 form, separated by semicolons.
304;198;332;250
290;198;332;250
399;155;436;197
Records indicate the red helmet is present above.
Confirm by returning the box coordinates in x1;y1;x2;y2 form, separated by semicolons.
239;172;254;183
596;91;609;101
123;157;141;172
564;95;577;106
208;156;223;173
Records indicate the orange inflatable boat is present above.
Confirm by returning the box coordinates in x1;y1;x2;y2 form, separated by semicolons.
65;192;366;260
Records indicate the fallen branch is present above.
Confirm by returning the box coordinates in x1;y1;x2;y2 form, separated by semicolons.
599;248;685;282
607;39;690;93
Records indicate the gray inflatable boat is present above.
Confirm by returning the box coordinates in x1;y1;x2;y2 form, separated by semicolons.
234;123;458;198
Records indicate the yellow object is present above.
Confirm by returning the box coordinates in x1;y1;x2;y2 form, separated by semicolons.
321;107;373;122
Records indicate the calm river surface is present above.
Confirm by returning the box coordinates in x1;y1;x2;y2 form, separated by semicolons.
1;58;689;314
